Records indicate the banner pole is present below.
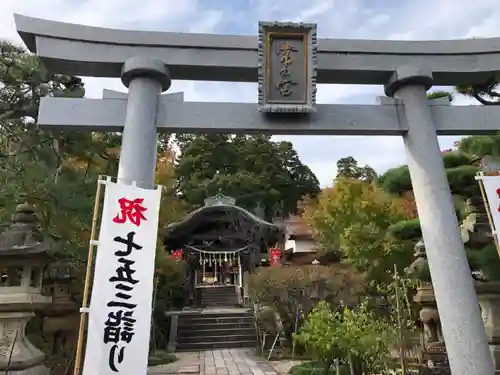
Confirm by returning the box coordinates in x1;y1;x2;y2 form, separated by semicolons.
476;172;500;259
73;176;106;375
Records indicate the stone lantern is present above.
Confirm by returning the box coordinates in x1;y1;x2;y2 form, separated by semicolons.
408;239;450;374
41;262;79;370
0;203;55;375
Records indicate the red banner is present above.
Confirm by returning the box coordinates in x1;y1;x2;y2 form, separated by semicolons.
270;248;281;267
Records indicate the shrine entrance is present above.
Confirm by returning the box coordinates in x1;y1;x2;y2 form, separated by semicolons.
194;249;243;287
163;194;283;306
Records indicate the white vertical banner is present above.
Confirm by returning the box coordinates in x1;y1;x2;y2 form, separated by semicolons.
82;180;162;375
477;175;500;240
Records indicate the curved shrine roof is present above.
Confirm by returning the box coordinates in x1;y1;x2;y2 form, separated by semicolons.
163;195;284;249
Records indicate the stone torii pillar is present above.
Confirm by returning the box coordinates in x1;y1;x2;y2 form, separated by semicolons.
118;57;171;188
385;66;495;375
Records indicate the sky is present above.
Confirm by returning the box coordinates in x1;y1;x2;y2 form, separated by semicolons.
0;0;498;187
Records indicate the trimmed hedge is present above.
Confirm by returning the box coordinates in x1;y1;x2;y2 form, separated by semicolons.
388;218;421;240
442;151;474;169
379;164;478;198
378;165;411;195
447;165;479;197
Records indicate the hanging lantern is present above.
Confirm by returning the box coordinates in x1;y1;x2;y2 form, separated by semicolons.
270;248;281;267
169;249;183;261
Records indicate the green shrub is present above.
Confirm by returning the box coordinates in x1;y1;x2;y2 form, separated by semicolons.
447;165;479;197
388;219;421;240
290;361;349;375
412;248;482;283
389;196;467;242
379;165;411;195
442;151;473;169
152;257;186;350
379;155;477;197
155;257;186;309
469;244;500;281
294;300;397;374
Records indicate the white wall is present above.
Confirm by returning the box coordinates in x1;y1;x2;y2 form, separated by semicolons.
284;238;316;253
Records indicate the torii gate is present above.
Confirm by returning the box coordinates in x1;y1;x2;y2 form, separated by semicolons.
15;14;500;374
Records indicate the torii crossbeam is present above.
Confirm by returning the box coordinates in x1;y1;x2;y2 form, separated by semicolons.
38;95;500;136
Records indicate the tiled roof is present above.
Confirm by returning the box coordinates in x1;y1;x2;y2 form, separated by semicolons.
276;215;313;238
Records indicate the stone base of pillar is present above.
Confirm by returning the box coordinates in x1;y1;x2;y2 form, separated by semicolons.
490;345;500;375
235;285;243;305
0;312;48;375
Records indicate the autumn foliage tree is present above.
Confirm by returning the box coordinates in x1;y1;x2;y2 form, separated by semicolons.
301;178;410;283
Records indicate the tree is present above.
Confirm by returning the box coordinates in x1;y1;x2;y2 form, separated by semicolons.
0;40;117;262
174;134;320;219
335;156;377;182
456;134;500;159
454;74;500;157
454;78;500;157
427;90;454;102
456;77;500;106
0;40;186;260
301;178;410;283
155;146;191;232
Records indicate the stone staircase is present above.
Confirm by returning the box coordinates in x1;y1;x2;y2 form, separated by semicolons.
200;285;239;307
176;310;257;351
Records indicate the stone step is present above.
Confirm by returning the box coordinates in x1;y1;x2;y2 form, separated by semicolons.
202;299;239;304
178;333;257;344
178;315;253;324
178;321;253;330
179;311;252;318
202;294;237;299
176;309;257;351
200;286;235;292
202;295;237;301
201;288;235;292
178;321;254;330
178;327;256;338
176;340;256;351
202;301;239;307
201;296;238;301
202;296;238;300
202;291;237;295
179;321;252;328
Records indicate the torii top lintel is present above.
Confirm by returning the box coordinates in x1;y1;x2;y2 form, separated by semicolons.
14;14;500;86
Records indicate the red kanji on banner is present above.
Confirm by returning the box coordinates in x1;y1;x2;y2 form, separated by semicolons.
497;188;500;212
113;197;148;227
270;248;281;267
